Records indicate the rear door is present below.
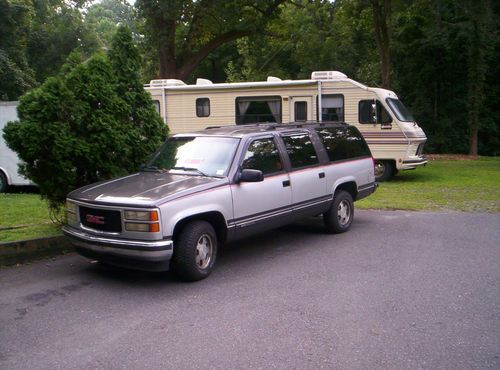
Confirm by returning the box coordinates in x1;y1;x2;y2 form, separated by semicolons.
279;132;329;219
230;136;292;238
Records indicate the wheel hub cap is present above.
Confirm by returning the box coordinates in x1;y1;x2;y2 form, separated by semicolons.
337;200;351;226
195;234;213;269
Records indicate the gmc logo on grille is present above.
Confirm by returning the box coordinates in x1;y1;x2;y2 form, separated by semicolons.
86;214;105;225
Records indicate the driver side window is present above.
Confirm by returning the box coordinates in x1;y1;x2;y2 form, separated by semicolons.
241;138;284;176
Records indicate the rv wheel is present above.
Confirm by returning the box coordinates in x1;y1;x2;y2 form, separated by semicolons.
0;171;8;193
374;160;395;181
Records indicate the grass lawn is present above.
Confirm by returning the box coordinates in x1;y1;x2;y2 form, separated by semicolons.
0;157;499;243
357;157;500;212
0;194;62;243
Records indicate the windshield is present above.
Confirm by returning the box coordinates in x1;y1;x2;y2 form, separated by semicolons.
386;98;415;122
146;136;240;177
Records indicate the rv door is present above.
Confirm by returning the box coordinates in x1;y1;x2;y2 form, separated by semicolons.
290;97;313;122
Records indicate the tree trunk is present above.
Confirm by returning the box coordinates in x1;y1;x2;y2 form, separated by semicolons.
371;0;392;88
466;2;488;156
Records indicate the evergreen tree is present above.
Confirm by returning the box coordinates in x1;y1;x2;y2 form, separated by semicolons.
3;27;167;211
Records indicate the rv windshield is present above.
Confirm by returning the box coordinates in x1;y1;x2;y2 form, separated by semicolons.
386;98;415;122
146;136;240;177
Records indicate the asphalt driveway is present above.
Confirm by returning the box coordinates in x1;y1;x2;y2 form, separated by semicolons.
1;210;499;369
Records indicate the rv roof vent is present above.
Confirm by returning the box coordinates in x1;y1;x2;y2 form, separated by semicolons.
267;76;282;82
149;79;186;87
311;71;347;80
196;78;213;85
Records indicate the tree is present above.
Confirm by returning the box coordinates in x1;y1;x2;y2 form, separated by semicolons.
85;0;136;50
370;0;392;88
136;0;288;80
0;0;36;100
27;0;99;84
3;27;167;211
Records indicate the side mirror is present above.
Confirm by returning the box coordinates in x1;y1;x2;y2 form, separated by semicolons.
238;169;264;183
371;102;378;124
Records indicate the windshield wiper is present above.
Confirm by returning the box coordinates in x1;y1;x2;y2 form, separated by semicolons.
171;166;209;177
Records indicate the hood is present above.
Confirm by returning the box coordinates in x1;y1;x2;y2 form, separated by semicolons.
68;172;227;207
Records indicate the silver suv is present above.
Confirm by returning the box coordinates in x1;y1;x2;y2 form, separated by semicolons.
63;122;376;281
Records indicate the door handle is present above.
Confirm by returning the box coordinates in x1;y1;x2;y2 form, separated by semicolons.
282;180;290;187
318;172;325;179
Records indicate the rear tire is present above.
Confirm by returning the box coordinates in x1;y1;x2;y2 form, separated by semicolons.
324;190;354;234
173;220;217;282
374;160;395;181
0;171;8;193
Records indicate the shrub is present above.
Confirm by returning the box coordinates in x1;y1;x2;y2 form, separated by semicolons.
3;26;167;212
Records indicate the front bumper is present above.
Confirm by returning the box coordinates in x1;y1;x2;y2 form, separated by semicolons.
63;226;173;271
400;155;428;170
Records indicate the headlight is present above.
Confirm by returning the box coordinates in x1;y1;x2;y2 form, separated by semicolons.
66;200;77;213
124;210;159;221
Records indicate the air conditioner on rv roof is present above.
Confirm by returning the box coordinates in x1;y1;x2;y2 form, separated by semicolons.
149;79;186;87
311;71;347;80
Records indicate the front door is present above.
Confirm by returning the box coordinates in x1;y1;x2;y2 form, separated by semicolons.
290;97;313;122
230;137;292;239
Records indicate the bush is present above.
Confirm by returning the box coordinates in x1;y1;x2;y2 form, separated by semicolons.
2;26;167;212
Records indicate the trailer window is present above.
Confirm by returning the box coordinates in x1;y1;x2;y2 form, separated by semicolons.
196;98;210;117
318;94;344;122
316;127;371;162
153;100;160;114
235;96;282;124
359;100;392;124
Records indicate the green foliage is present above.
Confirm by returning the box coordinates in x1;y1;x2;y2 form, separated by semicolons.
3;27;167;211
0;0;36;99
85;0;136;50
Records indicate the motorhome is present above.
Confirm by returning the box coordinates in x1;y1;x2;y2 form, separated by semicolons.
144;71;427;181
0;101;32;192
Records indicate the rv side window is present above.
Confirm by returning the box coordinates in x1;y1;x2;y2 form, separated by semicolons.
318;94;344;122
235;96;282;124
359;100;392;124
294;101;307;121
196;98;210;117
153;100;161;114
316;127;371;162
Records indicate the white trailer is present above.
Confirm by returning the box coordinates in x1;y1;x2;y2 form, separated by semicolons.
145;71;427;180
0;101;33;191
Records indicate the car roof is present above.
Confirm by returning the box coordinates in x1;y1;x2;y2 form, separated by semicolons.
173;121;348;138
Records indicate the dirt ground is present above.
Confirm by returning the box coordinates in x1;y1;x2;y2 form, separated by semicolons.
427;154;479;161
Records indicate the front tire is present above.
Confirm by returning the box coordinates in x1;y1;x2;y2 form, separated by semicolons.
324;190;354;234
173;220;217;282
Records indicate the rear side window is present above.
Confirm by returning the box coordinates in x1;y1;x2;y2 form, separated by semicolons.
241;138;284;175
316;126;371;161
281;133;319;169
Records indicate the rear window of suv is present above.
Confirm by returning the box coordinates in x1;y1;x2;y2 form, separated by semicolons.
316;126;371;162
281;133;320;169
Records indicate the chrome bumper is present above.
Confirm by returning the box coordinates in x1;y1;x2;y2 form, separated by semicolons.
400;155;428;170
63;226;173;262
